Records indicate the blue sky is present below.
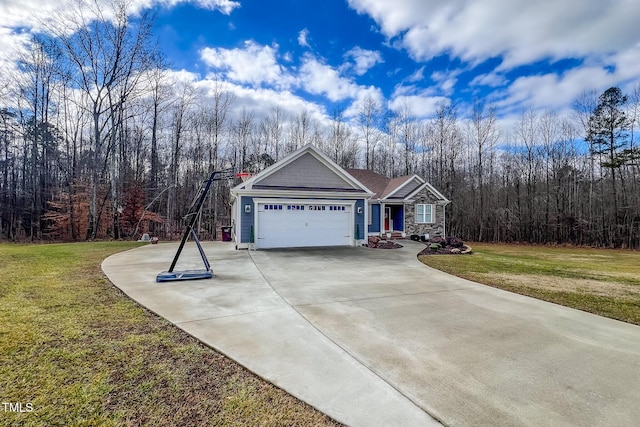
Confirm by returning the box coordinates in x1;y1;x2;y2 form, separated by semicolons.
2;0;640;131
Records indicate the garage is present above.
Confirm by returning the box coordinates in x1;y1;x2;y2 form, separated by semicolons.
256;202;352;249
231;145;372;250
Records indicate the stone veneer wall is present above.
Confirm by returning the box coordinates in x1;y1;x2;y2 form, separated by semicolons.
403;187;446;237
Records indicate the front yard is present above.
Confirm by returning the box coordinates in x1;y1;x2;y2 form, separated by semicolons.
419;242;640;325
0;242;339;426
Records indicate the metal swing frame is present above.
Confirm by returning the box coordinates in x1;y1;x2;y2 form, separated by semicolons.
156;168;235;282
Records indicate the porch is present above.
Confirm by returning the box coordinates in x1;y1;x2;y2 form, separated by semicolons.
368;203;405;236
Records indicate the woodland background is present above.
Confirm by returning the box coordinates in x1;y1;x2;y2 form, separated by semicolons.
1;1;639;247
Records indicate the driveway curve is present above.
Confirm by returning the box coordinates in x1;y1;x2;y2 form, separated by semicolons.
102;241;640;426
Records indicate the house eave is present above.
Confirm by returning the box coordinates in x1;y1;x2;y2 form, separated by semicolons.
404;181;450;203
233;188;374;199
231;144;375;194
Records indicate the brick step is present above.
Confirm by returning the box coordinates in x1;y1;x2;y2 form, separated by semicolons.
384;231;405;240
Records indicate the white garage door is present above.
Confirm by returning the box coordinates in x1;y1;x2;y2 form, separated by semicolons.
256;202;352;249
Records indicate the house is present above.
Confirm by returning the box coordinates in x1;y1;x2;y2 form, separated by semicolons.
346;168;450;240
230;144;450;249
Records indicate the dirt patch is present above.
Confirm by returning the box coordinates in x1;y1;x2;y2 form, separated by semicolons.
478;273;640;298
577;270;640;283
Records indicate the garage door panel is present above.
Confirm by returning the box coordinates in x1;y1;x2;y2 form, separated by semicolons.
257;203;352;249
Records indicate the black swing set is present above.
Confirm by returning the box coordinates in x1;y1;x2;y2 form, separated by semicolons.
156;168;236;282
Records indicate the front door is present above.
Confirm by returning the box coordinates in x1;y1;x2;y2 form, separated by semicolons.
384;207;391;231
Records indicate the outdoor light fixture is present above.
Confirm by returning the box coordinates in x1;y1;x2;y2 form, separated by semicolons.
357;206;363;214
245;205;251;213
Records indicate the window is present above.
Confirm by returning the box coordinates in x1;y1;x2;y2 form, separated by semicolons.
416;204;433;223
264;204;283;210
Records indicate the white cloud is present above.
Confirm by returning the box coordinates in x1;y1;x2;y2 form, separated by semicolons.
298;28;310;47
194;77;331;126
299;55;360;101
405;66;425;83
191;0;240;14
199;45;381;117
493;44;640;115
0;0;64;29
347;0;640;70
389;86;451;118
343;47;383;76
470;72;507;88
345;0;640;120
431;70;460;96
611;45;640;84
495;66;613;114
0;0;242;87
343;86;386;119
201;41;294;89
0;0;239;31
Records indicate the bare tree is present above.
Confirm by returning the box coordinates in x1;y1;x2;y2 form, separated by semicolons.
289;110;311;152
572;89;599;239
10;35;66;240
49;0;155;239
357;95;383;170
466;99;499;240
203;79;234;171
167;79;197;231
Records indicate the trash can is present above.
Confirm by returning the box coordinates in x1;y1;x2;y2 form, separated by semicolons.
221;226;232;242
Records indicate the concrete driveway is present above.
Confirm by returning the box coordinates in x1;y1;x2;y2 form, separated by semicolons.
102;241;640;426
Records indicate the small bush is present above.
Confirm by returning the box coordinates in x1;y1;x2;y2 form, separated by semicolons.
431;236;446;245
429;243;441;251
447;237;464;248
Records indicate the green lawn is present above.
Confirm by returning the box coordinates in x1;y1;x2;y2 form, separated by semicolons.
0;242;339;426
419;242;640;325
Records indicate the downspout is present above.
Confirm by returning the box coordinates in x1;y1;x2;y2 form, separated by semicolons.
443;203;446;237
230;190;238;248
442;201;451;237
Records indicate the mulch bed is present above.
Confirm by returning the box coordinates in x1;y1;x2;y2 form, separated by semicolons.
366;236;403;249
418;244;473;255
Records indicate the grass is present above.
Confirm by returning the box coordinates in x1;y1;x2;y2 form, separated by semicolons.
419;242;640;325
0;242;340;426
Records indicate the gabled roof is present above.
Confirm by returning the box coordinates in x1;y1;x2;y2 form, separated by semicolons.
405;181;451;203
231;144;374;196
345;168;449;202
344;169;390;198
346;169;415;199
382;175;424;199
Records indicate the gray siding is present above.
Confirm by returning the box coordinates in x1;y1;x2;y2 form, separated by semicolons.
257;153;357;190
391;177;422;199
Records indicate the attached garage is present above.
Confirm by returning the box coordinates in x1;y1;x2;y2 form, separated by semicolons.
255;201;353;249
230;144;373;250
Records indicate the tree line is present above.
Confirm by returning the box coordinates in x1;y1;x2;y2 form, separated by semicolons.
1;0;639;248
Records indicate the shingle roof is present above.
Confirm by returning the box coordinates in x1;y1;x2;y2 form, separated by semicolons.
346;169;413;199
345;169;387;198
381;176;412;198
